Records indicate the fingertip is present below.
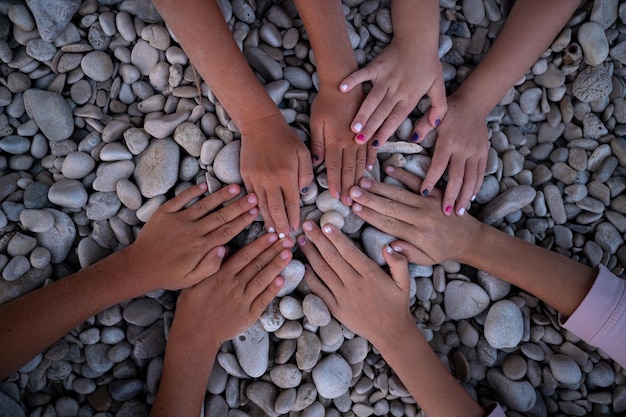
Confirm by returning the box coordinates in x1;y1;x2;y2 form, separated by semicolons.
198;182;208;191
216;246;226;259
274;276;285;288
340;83;349;92
227;184;240;194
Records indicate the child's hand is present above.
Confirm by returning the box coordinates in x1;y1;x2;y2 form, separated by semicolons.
310;85;367;205
172;233;293;349
240;115;314;237
127;183;260;292
297;221;414;345
411;93;489;216
339;41;447;169
348;168;481;266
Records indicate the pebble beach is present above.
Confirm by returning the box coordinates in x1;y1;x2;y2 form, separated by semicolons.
0;0;625;416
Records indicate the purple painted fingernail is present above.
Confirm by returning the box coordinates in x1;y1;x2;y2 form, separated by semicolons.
313;155;320;162
411;132;419;142
372;139;380;148
435;118;441;127
301;187;309;194
422;189;429;197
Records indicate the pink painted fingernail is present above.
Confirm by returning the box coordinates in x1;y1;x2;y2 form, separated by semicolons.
385;165;395;174
247;194;257;204
350;187;362;198
249;207;259;215
445;206;452;215
268;234;278;243
198;182;208;191
217;246;226;258
281;249;290;259
361;178;372;189
228;185;239;194
352;203;362;212
303;221;313;231
356;133;366;143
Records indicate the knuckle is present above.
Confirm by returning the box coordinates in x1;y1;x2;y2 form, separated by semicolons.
380;215;395;230
384;199;398;216
251;257;267;274
213;210;228;226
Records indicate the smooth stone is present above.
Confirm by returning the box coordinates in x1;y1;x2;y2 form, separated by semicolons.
315;190;350;217
0;264;52;305
7;233;37;256
549;354;582;385
259;298;285;332
9;4;35;31
245;381;279;417
279;296;304;320
35;209;75;263
311;354;352;399
213;140;242;184
2;256;30;281
19;209;55;233
61;151;96;179
143;111;190;139
92;161;136;192
174;122;206;157
270;364;302;389
85;344;114;373
244;46;283;81
594;222;623;253
232;321;269;378
276;259;305;297
85;192;121;221
487;369;536;412
478;185;536;225
444;280;490;320
302;294;331;327
284;66;313;89
205;394;229;417
296;331;321;370
578;22;609;65
131;39;160;76
134;139;180;198
275;388;297;415
534;69;565;88
108;379;143;401
23;89;73;142
484;300;524;349
587;360;615;387
133;320;166;360
123;298;163;327
543;184;568;224
26;0;80;42
338;336;368;364
0;135;30;154
81;51;113;82
477;270;510;300
519;88;542;114
361;227;396;266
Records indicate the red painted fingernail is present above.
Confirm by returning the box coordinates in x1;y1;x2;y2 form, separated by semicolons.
356;133;366;143
445;205;452;215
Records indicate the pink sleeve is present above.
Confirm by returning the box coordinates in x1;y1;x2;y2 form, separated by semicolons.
484;403;507;417
559;265;626;368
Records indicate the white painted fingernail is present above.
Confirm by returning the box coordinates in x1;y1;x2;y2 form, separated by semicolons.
278;233;286;239
340;84;349;91
323;225;332;234
268;227;276;233
471;195;476;202
385;245;393;254
353;122;362;132
392;245;403;252
457;207;465;216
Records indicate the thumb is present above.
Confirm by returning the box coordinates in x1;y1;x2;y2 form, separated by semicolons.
382;245;410;293
388;241;437;267
427;78;448;128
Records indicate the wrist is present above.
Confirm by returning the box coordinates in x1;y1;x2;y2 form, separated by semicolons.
236;111;288;138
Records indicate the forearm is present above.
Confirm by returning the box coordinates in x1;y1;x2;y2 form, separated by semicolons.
455;0;578;116
150;329;219;417
372;325;486;417
0;249;147;379
293;0;358;86
391;0;439;53
152;0;281;134
461;221;596;317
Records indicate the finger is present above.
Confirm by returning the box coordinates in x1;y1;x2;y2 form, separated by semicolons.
184;184;243;220
249;276;285;317
384;166;443;199
297;149;314;196
187;246;227;284
455;160;479;216
441;156;465;216
420;146;451;199
411;108;435;144
204;206;259;247
326;144;342;200
341;148;358;206
389;240;436;266
255;187;275;233
340;66;375;95
266;187;291;238
365;144;377;172
354;177;423;209
371;101;414;147
351;198;414;240
473;156;487;197
160;182;209;213
357;89;393;141
244;246;292;299
297;227;345;291
223;233;279;275
283;184;301;234
310;122;325;167
198;192;257;232
381;245;410;292
313;221;376;278
426;77;448;129
302;264;338;313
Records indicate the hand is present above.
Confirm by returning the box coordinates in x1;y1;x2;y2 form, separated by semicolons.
171;233;293;350
310;85;367;205
297;221;414;344
412;92;489;216
348;167;481;265
240;115;314;237
340;41;447;169
127;183;260;291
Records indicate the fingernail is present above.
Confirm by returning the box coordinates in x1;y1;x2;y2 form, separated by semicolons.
411;132;419;142
350;187;362;198
301;186;309;194
435;118;441;127
217;246;226;258
361;178;372;189
268;227;276;233
268;233;278;243
278;233;286;239
457;207;465;216
392;245;403;252
385;245;393;254
340;84;349;92
298;235;307;246
367;164;373;171
313;155;320;162
280;249;290;259
422;189;429;197
198;182;208;191
247;194;257;204
228;184;239;194
385;165;395;174
249;207;259;215
344;197;353;205
471;195;476;202
353;203;362;212
303;221;313;231
354;122;363;132
282;238;294;248
323;225;332;234
372;139;379;148
356;133;366;143
445;206;452;215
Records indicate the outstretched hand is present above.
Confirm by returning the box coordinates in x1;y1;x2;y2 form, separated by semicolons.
340;41;447;170
240;116;314;237
127;183;260;292
310;85;367;205
411;93;489;216
297;221;414;344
